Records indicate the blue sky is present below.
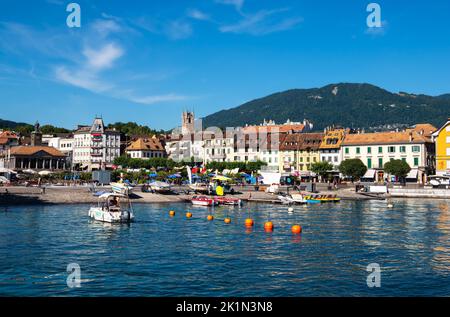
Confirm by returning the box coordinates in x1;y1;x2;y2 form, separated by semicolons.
1;0;450;130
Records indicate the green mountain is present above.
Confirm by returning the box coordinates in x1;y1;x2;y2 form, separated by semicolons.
202;83;450;131
0;119;32;130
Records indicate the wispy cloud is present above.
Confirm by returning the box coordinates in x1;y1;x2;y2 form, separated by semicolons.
165;20;193;40
219;8;303;35
83;43;124;70
215;0;245;12
127;93;190;105
187;9;211;21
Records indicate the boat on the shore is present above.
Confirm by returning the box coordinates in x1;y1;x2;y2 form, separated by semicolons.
88;193;134;223
110;182;134;195
191;196;218;206
147;181;172;194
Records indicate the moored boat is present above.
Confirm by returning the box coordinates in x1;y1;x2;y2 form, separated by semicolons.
214;197;242;206
191;196;218;206
88;193;134;223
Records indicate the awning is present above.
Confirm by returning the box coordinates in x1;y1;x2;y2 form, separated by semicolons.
362;169;376;179
406;169;418;179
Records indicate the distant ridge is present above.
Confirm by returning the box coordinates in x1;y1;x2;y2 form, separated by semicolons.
202;83;450;131
0;119;32;130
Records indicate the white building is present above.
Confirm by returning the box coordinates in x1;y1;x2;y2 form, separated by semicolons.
72;117;121;171
48;135;74;167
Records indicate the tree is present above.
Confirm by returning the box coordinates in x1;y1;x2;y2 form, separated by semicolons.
311;161;334;180
384;159;411;183
338;159;367;181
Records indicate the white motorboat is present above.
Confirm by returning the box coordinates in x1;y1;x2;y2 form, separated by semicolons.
89;193;134;223
278;193;307;205
148;181;172;193
110;182;134;195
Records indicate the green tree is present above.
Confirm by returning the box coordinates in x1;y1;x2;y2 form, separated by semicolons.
338;159;367;181
311;161;334;179
384;159;411;183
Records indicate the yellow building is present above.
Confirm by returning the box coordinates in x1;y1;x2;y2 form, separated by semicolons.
432;118;450;175
279;133;323;173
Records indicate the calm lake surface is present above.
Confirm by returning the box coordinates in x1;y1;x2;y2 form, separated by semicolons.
0;200;449;296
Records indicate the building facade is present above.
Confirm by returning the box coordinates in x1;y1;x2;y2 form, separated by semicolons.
341;125;436;183
72;117;121;171
432;118;450;176
279;133;323;174
319;127;347;170
126;137;166;159
0;146;67;171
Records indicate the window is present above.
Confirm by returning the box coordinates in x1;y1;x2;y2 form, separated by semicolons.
356;147;360;154
345;148;349;154
388;146;396;153
447;136;450;144
378;158;383;168
367;147;371;154
400;146;406;153
446;148;450;156
401;158;406;162
414;157;419;166
412;146;420;153
367;158;372;168
378;147;383;153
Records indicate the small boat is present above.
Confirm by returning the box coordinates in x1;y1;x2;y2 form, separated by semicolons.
191;196;218;206
110;182;134;195
188;183;212;194
214;197;242;206
278;193;307;205
278;194;295;205
88;193;134;223
304;194;340;203
148;181;172;194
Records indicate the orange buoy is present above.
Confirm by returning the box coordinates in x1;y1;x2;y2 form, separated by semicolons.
169;210;175;217
245;218;254;227
224;217;231;224
291;225;302;234
264;221;274;231
186;212;193;218
207;215;214;221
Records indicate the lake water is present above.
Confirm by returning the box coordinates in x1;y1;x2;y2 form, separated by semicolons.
0;200;449;296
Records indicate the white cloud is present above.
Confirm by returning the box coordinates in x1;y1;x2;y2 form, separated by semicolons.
83;43;124;70
128;93;190;105
220;9;302;35
187;9;211;21
55;66;112;93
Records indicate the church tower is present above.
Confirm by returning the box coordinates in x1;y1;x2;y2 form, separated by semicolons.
182;111;195;135
31;121;42;146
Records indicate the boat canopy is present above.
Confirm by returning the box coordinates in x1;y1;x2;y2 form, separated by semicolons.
99;192;127;199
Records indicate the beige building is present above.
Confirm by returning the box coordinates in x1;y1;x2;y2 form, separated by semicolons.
279;133;323;174
126;137;166;159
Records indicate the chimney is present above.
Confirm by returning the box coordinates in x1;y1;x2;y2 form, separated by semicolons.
409;131;413;142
